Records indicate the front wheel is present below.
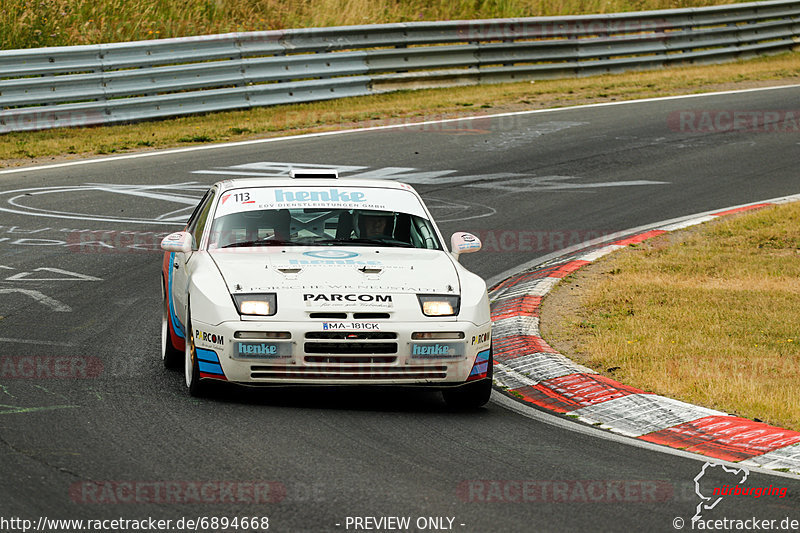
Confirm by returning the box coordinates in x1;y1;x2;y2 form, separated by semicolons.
442;350;493;409
184;307;208;397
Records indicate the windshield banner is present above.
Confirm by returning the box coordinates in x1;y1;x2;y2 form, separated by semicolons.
214;187;428;218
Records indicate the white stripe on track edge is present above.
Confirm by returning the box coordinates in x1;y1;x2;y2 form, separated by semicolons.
490;391;800;481
1;83;799;176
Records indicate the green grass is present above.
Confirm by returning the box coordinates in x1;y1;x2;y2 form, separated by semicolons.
545;203;800;431
3;0;753;49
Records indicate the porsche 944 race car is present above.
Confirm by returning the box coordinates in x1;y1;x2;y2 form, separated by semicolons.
160;170;492;408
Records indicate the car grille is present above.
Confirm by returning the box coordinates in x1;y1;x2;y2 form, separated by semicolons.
307;312;391;319
304;331;397;355
305;332;396;340
352;312;390;319
308;312;348;319
304;355;396;364
249;365;448;380
247;331;448;381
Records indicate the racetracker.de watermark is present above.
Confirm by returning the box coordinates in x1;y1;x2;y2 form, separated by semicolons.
686;517;799;531
469;230;617;253
455;18;669;41
67;230;171;253
458;479;673;503
65;229;621;254
0;356;103;379
70;481;286;504
0;109;106;134
668;110;800;133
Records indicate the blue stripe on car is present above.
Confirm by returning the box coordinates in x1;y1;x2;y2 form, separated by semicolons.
469;362;488;376
167;252;184;339
196;348;225;375
196;348;220;363
468;348;491;377
198;361;225;375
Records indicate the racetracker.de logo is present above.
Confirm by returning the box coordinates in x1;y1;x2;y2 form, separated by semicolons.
470;230;617;253
0;356;103;379
667;110;800;133
0;109;106;134
458;480;673;503
67;230;170;254
70;481;286;504
454;18;669;41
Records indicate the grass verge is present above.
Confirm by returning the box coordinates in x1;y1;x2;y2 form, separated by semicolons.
2;50;799;168
541;202;800;432
4;0;752;49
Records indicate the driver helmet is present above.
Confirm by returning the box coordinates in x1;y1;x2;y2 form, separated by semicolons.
354;210;395;238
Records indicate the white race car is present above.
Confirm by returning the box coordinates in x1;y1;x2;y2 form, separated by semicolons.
160;170;492;408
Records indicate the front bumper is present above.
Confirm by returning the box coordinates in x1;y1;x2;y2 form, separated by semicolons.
190;318;492;385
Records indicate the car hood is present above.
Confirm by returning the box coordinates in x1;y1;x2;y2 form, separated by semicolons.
209;247;460;295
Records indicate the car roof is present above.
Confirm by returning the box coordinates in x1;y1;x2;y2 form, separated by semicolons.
214;177;417;194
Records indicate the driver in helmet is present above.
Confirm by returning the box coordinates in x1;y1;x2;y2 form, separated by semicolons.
356;210;394;239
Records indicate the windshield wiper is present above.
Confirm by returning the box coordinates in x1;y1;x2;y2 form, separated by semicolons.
318;238;415;248
221;239;301;249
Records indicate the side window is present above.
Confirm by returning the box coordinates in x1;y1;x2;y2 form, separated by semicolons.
409;216;441;250
186;190;211;230
186;189;216;250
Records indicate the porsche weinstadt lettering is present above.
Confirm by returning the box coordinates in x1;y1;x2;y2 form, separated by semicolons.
288;258;382;266
242;283;442;292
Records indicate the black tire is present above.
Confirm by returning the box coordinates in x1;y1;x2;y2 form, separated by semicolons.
184;305;209;397
161;277;183;369
442;348;493;409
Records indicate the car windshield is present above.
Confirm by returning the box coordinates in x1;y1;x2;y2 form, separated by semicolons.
208;207;442;250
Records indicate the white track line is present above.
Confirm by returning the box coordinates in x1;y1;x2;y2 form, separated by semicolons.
1;84;799;176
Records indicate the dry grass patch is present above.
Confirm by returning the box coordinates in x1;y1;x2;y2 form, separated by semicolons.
3;0;753;49
543;203;800;431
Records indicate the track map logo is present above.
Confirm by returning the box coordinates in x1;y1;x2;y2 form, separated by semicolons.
673;462;796;531
692;463;750;523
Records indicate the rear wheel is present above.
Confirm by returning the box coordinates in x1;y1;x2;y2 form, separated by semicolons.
184;306;208;397
442;349;493;409
161;277;183;369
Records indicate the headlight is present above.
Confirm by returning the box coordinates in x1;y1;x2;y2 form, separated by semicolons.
417;295;460;317
232;293;277;316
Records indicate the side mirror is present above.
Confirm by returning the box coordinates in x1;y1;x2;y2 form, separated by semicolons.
161;231;193;253
450;232;481;261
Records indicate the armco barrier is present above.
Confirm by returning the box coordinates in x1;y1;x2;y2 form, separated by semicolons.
1;0;799;132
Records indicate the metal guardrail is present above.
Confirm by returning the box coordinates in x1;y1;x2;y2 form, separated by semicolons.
1;0;798;133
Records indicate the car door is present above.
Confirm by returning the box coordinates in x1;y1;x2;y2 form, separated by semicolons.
172;187;216;328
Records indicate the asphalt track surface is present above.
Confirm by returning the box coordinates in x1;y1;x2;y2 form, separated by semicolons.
0;86;799;532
